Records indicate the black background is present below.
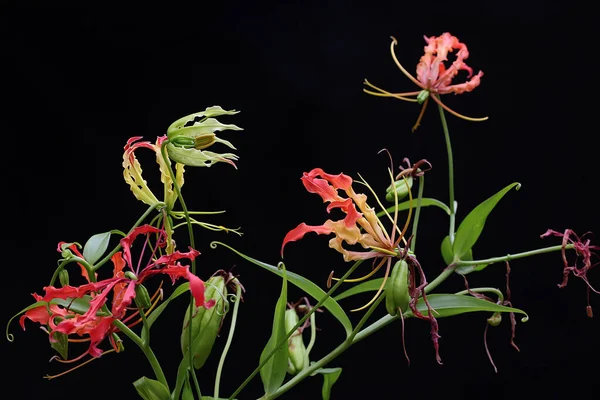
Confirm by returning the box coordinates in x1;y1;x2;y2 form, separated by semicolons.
2;1;599;399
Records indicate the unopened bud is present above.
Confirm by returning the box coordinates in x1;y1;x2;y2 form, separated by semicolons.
58;269;70;287
134;284;151;309
285;308;307;375
181;275;227;369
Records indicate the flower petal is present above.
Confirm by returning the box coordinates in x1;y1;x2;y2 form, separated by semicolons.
187;269;215;309
281;222;333;257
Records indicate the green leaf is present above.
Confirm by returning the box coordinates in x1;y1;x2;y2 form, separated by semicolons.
259;266;289;396
82;232;111;265
440;236;487;274
50;331;68;360
312;367;342;400
52;296;93;315
333;278;385;301
212;242;353;338
181;379;193;400
132;376;171;400
441;235;453;265
410;294;529;321
146;283;190;329
452;182;521;260
377;197;451;218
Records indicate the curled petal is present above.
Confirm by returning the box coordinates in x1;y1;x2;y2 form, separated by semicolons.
123;137;161;207
281;222;333;257
301;168;354;203
327;198;362;228
152;247;201;267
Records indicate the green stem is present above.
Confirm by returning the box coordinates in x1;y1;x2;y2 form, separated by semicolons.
410;174;425;253
113;320;169;390
49;257;95;287
160;141;199;394
191;371;203;399
437;100;456;244
305;311;317;360
455;244;573;267
214;283;243;400
228;260;364;400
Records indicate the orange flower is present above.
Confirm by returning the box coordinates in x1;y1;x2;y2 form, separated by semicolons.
281;168;403;262
364;33;488;131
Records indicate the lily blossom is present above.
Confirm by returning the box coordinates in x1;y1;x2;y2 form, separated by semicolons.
20;225;214;360
123;135;185;209
364;33;488;131
281;168;402;262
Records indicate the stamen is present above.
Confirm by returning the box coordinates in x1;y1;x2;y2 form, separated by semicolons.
351;258;393;312
67;338;90;343
45;349;116;380
389;36;425;88
363;79;420;102
331;258;387;283
430;94;488;122
327;271;335;289
356;173;392;245
395;177;413;248
125;284;164;328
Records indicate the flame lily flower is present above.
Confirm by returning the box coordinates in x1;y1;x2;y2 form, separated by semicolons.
364;33;487;131
123;135;185;209
281;168;407;262
20;225;214;361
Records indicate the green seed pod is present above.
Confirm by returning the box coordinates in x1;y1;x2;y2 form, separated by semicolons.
285;308;307;375
134;283;152;309
58;269;70;287
385;260;411;316
385;176;414;203
181;275;227;370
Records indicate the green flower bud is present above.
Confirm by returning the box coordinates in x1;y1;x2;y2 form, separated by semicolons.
285;308;307;375
58;269;70;287
385;260;411;316
134;283;152;309
385;176;414;202
181;275;227;370
166;106;243;168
